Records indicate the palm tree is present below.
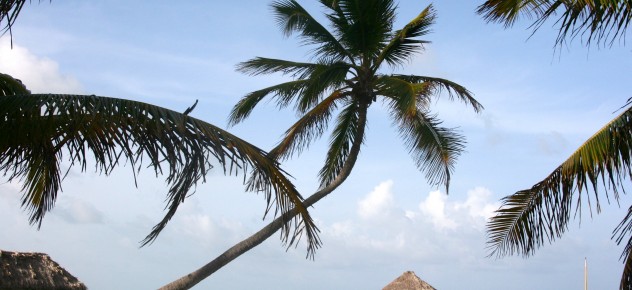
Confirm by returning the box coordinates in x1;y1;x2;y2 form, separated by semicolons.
160;1;482;289
0;72;318;251
2;1;319;287
477;1;632;289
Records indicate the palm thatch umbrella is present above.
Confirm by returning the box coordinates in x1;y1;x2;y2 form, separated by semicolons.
383;271;437;290
0;250;87;290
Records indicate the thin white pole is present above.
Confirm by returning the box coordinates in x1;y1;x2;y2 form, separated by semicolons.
584;257;588;290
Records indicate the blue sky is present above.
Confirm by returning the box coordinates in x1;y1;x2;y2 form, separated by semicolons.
1;1;631;289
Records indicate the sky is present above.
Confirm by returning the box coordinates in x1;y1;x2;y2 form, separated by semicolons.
1;1;631;289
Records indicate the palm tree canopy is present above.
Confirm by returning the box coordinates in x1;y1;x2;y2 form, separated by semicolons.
477;0;632;46
230;0;483;193
0;73;319;250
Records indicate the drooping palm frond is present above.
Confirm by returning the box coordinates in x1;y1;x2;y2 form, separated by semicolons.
375;4;435;69
0;0;27;35
477;0;632;46
379;76;466;193
391;75;484;113
486;104;632;261
0;93;319;252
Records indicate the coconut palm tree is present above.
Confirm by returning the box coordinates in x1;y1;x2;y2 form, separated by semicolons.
0;72;318;250
477;1;632;289
160;1;482;289
2;1;318;287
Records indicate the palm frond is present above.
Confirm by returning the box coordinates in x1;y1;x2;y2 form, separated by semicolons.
477;0;632;47
295;61;352;113
228;80;309;126
0;94;319;252
236;57;319;78
374;4;435;69
335;0;396;58
0;72;30;96
614;206;632;289
270;90;348;160
272;0;351;61
477;0;552;27
487;104;632;258
375;75;433;113
319;0;352;58
318;99;362;187
385;96;465;192
392;74;484;113
0;0;27;40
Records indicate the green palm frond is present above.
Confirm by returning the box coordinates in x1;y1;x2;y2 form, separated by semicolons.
392;74;484;113
336;0;396;58
319;0;352;53
476;0;553;27
375;75;433;113
228;80;309;125
272;0;351;61
385;95;465;192
318;99;362;187
477;0;632;46
614;206;632;289
0;94;319;252
237;58;319;78
295;61;352;112
0;72;30;96
375;4;435;69
487;105;632;259
270;90;347;160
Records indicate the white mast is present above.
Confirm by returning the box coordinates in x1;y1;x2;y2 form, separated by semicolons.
584;257;588;290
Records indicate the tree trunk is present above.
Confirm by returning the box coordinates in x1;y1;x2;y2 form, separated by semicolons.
159;101;369;290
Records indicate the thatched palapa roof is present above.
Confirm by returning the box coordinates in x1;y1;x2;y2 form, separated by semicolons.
383;271;437;290
0;250;87;290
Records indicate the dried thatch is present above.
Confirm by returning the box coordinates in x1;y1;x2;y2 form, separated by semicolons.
383;271;436;290
0;250;87;290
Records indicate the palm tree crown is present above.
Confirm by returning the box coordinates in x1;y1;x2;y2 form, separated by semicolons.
230;0;483;193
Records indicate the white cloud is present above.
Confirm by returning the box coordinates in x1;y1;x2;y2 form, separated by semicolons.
357;180;394;219
455;187;499;220
454;187;501;228
0;37;82;93
419;190;458;230
313;181;502;267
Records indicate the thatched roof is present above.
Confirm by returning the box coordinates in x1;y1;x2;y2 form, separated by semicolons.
383;271;437;290
0;250;87;290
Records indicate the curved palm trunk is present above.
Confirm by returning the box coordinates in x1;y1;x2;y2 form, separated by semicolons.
159;101;369;290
